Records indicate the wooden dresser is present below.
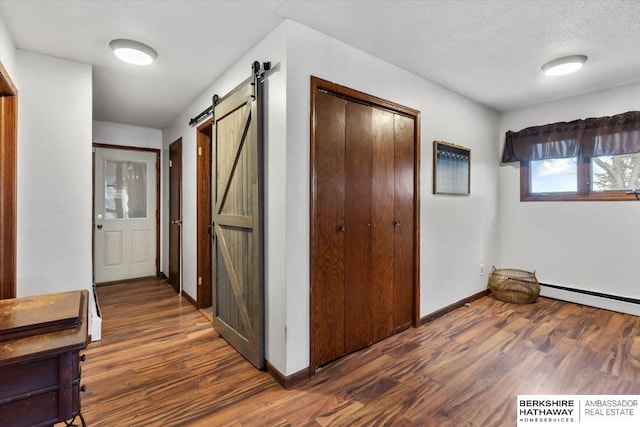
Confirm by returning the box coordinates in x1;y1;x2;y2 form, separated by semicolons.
0;290;88;427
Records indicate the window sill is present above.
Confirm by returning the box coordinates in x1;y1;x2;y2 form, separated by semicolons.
521;192;640;202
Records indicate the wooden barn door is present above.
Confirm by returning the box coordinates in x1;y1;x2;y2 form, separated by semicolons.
211;67;264;369
310;76;420;372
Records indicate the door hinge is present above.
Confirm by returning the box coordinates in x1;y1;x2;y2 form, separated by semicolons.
198;276;202;286
198;146;202;156
169;159;173;168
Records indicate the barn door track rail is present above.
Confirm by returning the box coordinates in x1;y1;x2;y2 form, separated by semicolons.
188;61;272;126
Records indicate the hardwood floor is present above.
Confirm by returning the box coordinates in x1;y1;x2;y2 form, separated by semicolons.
69;278;640;426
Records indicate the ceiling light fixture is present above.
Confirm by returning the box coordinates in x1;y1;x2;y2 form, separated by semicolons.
541;55;588;76
109;39;157;65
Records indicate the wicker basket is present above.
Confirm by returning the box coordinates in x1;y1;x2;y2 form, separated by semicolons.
488;266;540;304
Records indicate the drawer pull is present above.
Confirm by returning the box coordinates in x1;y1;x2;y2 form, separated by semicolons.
80;354;86;362
80;384;87;393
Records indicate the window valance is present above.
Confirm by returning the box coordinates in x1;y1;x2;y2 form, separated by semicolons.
502;111;640;163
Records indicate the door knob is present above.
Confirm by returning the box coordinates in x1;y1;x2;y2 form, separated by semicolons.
338;225;346;232
394;220;400;227
96;224;103;230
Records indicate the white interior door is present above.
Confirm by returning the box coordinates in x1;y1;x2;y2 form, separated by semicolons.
94;147;157;283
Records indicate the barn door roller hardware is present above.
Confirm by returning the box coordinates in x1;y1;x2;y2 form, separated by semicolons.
188;61;272;126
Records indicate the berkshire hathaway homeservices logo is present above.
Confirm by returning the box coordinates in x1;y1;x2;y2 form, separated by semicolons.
517;395;639;426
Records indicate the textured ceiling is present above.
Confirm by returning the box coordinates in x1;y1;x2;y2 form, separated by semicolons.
1;0;639;129
0;0;283;128
276;0;640;112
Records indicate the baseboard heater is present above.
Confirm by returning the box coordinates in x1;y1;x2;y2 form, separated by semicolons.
540;282;640;306
91;283;103;341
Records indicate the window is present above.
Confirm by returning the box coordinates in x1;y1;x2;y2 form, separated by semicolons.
522;154;640;201
104;160;147;218
529;158;577;193
503;111;640;201
591;153;640;192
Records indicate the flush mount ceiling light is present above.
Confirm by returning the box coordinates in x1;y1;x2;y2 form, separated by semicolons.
109;39;157;65
541;55;588;76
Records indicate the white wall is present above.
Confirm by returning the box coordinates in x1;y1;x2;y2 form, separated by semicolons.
93;120;162;149
16;50;93;304
283;21;501;374
164;20;500;376
0;11;17;78
93;120;163;283
162;24;288;373
499;82;640;316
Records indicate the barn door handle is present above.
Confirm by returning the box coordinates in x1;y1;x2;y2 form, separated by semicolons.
338;225;346;232
209;222;215;238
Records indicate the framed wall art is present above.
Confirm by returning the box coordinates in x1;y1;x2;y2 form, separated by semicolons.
433;140;471;195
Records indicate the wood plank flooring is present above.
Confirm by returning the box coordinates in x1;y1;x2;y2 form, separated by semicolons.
68;278;640;426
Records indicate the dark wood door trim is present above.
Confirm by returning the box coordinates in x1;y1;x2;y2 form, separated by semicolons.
92;143;161;280
0;61;18;300
310;76;421;372
169;138;183;294
196;119;212;309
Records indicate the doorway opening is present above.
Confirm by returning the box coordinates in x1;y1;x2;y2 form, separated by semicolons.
196;118;213;316
92;144;160;285
0;61;17;300
168;138;183;294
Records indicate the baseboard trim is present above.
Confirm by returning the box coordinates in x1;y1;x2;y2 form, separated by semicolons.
198;308;213;323
421;289;490;325
266;361;310;389
95;275;157;287
181;291;197;307
540;283;640;305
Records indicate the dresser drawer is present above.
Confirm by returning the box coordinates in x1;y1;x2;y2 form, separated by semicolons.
0;353;80;402
0;383;80;427
0;352;82;427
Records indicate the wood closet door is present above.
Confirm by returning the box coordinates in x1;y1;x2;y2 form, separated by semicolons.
344;101;373;354
393;114;415;330
370;108;396;342
310;76;419;372
311;91;346;368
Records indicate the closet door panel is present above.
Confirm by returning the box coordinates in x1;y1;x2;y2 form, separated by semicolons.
344;101;373;353
393;114;415;330
371;108;395;343
311;91;346;367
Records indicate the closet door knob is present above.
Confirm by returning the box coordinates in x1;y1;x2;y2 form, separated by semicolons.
338;225;346;232
394;220;400;227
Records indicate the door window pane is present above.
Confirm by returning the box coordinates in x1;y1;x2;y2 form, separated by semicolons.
530;158;578;193
591;153;640;192
105;160;147;219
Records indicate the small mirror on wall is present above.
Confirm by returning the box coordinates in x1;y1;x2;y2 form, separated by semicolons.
433;140;471;195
